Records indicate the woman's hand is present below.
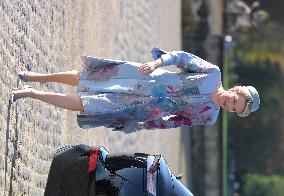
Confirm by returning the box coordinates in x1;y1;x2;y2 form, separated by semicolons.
138;61;158;75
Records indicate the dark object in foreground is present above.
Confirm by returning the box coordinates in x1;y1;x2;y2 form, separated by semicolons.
44;144;193;196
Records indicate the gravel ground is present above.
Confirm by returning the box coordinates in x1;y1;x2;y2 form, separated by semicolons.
0;1;190;195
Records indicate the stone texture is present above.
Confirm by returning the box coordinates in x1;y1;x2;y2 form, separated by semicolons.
0;1;185;195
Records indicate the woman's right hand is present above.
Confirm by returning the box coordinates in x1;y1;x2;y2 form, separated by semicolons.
138;61;158;75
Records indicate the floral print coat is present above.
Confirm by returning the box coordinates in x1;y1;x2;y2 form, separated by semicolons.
77;47;221;133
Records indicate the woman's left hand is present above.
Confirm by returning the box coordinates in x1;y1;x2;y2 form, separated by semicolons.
138;62;157;75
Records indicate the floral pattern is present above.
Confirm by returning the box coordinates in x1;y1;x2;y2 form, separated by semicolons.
77;48;221;132
166;85;180;96
87;66;119;81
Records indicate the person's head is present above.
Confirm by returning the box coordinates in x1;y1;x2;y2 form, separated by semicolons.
219;85;260;117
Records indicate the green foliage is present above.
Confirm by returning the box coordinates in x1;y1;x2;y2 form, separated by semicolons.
243;174;284;196
233;22;284;64
229;57;284;176
228;9;284;194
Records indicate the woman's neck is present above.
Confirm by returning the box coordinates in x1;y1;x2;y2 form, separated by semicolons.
211;84;225;108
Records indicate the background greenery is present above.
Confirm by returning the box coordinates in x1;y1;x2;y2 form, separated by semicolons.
243;174;284;196
182;0;284;195
228;0;284;195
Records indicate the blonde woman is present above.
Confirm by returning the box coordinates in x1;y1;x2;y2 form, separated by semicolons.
10;47;260;132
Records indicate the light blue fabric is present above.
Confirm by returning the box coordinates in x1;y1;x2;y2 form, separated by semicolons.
77;48;222;132
246;86;260;112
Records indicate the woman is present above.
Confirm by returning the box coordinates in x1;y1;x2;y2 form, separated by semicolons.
10;47;260;132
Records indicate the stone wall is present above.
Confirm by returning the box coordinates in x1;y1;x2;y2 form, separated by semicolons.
0;1;184;195
0;0;68;195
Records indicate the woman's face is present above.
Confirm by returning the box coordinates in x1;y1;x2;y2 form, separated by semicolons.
219;90;246;113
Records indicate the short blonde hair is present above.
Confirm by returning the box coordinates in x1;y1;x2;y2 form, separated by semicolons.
229;86;252;102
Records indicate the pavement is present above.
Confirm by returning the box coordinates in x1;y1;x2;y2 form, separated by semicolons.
0;1;191;195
